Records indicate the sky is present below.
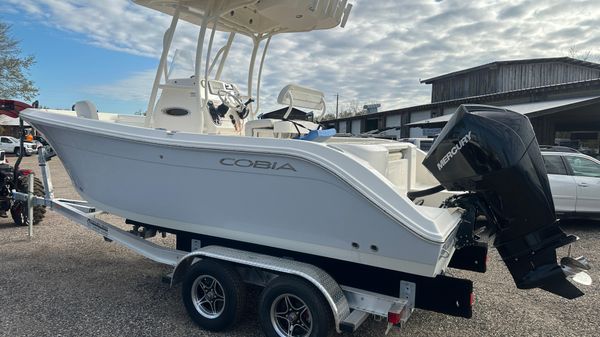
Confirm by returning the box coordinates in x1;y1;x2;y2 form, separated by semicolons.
1;0;599;115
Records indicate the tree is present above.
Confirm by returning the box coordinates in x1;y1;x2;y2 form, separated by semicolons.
339;99;365;118
0;22;37;101
318;113;335;122
566;45;598;63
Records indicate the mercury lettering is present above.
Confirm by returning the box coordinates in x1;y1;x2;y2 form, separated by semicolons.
437;131;472;171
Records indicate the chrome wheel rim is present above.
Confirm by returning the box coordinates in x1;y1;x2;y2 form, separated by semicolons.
191;275;226;319
270;294;313;337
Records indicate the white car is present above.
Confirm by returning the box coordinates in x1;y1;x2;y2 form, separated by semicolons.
399;138;435;152
0;136;35;156
542;149;600;219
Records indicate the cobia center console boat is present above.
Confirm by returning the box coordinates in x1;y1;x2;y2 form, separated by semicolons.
14;1;591;336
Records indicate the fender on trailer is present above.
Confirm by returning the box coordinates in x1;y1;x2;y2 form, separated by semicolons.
170;245;351;332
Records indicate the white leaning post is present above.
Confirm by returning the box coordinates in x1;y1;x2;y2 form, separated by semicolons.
27;172;34;238
277;84;327;120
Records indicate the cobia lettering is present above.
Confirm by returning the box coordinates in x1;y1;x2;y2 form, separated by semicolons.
219;158;297;172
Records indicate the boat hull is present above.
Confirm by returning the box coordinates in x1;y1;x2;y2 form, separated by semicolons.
23;109;461;278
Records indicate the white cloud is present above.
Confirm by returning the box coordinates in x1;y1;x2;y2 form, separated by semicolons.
84;69;155;102
6;0;600;114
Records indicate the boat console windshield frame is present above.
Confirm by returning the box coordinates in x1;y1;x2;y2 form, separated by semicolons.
135;0;353;134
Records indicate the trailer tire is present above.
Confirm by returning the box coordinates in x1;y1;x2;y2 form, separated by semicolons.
259;275;333;337
11;175;46;226
182;259;245;332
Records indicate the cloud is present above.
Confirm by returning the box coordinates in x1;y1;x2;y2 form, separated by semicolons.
6;0;600;114
84;69;155;102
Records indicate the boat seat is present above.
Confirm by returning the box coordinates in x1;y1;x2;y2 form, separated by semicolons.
74;101;98;120
245;119;276;137
245;85;328;138
244;119;323;139
273;120;320;135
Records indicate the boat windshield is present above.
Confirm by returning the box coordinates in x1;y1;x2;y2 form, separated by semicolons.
167;49;195;81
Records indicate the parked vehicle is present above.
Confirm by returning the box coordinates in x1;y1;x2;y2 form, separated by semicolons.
542;148;600;219
34;136;53;155
540;145;580;153
0;149;45;224
399;138;435;152
0;136;36;156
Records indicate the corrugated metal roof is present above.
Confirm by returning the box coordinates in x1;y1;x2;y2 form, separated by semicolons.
406;96;600;127
503;96;600;114
328;78;600;123
405;114;451;127
421;57;600;84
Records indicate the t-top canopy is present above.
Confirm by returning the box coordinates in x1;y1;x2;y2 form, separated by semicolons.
133;0;352;37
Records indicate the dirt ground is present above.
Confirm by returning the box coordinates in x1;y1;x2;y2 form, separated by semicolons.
0;155;598;337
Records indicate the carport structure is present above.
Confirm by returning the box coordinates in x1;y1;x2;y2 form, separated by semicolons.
324;57;600;154
408;95;600;146
530;97;600;145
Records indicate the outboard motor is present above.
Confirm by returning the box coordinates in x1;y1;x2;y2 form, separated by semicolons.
424;104;589;299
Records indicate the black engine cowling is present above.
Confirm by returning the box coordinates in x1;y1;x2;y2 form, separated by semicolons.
424;104;584;299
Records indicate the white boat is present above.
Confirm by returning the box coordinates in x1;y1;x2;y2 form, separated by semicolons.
20;0;588;322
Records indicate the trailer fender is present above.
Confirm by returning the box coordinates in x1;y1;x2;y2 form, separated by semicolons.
171;245;350;331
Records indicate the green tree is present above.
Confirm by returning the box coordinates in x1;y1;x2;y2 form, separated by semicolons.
0;22;37;101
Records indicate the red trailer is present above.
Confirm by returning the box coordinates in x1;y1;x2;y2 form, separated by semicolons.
0;100;33;118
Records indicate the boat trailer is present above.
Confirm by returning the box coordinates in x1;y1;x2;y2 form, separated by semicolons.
13;148;416;335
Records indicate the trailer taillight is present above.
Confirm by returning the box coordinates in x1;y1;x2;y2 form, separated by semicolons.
470;292;476;306
387;303;406;326
387;312;401;325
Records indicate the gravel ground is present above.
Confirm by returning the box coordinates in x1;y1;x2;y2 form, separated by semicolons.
0;155;598;337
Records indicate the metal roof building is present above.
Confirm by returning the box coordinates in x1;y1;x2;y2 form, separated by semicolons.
323;57;600;154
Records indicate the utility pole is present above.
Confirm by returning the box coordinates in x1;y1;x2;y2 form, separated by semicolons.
335;93;339;119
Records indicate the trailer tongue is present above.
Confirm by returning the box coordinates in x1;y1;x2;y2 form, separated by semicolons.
424;104;590;299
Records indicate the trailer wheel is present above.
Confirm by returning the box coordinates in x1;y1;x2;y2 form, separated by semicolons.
182;259;245;332
259;276;332;337
11;175;46;226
